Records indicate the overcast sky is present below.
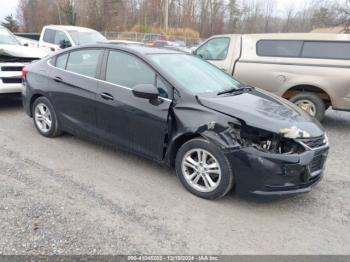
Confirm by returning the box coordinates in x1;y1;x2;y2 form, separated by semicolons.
0;0;19;22
0;0;324;25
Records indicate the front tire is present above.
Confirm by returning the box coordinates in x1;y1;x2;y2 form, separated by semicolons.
175;138;234;200
289;92;326;121
32;97;62;137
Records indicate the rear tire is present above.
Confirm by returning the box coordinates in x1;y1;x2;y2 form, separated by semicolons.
175;138;234;200
32;97;62;138
289;92;326;121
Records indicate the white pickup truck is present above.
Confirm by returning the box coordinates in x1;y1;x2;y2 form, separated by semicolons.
38;25;107;53
0;26;47;95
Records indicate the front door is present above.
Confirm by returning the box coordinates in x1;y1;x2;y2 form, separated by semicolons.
96;50;172;161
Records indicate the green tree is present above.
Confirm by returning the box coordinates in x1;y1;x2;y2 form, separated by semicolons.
1;14;19;32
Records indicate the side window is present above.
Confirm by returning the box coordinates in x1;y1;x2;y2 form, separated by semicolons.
56;53;69;69
257;40;303;57
302;41;350;60
43;29;56;44
156;76;172;99
196;37;230;60
66;49;101;78
54;30;69;45
106;51;155;88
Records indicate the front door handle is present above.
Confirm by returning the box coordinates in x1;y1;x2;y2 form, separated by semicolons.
54;76;63;83
100;92;114;101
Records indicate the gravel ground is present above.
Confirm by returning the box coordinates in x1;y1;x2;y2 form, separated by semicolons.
0;95;349;255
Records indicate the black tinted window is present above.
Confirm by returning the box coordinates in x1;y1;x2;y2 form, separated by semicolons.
106;51;155;88
43;29;56;44
257;40;303;57
66;49;101;78
56;53;68;69
302;41;350;60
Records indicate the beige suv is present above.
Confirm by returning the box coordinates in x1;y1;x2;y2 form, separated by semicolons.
194;33;350;121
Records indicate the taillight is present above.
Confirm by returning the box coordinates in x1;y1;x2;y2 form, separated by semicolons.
22;67;27;77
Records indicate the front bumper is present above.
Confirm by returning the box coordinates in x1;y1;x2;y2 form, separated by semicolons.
226;145;329;197
0;63;25;94
0;82;23;94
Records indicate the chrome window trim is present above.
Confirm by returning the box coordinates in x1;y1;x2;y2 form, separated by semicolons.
47;59;172;102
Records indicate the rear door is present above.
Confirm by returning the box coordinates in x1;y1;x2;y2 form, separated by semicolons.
48;48;103;137
96;50;172;161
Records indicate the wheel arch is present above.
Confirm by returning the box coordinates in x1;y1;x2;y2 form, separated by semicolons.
282;84;333;106
29;93;45;117
166;133;203;167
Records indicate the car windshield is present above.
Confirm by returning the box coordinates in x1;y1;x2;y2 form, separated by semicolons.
0;28;19;45
149;54;241;94
68;30;106;45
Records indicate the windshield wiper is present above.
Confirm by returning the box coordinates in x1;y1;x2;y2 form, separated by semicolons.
217;85;253;96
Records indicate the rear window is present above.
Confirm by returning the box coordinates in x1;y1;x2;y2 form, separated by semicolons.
302;41;350;60
257;40;303;57
56;53;68;69
257;40;350;60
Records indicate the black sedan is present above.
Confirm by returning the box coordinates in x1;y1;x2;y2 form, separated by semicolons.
22;44;329;199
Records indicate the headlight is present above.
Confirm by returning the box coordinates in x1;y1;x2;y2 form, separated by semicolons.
279;126;311;139
239;125;305;154
323;133;329;144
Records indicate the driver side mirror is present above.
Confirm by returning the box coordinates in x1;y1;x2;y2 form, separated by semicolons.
23;43;29;47
132;84;159;100
59;40;72;49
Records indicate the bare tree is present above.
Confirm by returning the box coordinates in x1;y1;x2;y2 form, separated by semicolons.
15;0;350;36
283;3;295;32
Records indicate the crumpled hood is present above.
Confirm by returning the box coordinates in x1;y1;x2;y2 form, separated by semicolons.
198;89;324;138
0;44;47;59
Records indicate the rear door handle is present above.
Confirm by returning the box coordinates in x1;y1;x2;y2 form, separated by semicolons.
54;76;63;83
100;92;114;101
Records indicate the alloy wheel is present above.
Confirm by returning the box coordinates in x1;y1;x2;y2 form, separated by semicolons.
181;149;222;193
34;103;52;133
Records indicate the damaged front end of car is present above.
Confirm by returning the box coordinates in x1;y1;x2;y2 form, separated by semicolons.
205;120;329;197
168;107;329;197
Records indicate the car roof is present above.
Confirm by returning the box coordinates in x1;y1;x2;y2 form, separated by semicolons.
44;25;98;32
78;43;184;55
216;33;350;41
105;40;143;45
